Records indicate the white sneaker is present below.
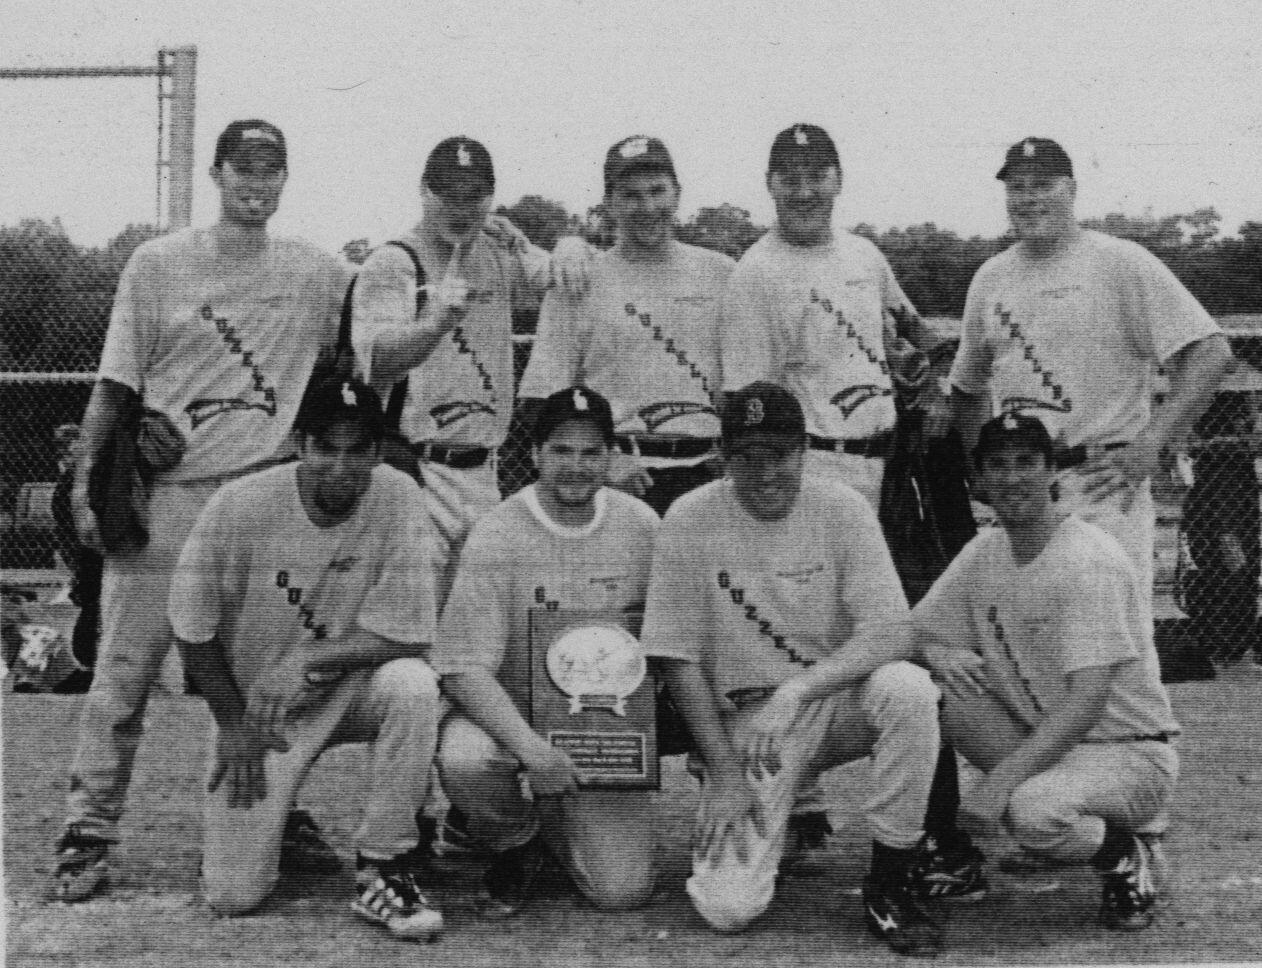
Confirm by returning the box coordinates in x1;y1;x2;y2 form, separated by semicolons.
352;861;444;941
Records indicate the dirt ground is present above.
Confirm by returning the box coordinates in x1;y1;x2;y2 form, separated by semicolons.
5;672;1262;968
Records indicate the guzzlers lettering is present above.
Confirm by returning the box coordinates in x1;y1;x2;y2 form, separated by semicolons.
623;302;714;399
185;303;279;429
716;570;814;669
809;290;892;417
275;569;329;640
993;302;1072;415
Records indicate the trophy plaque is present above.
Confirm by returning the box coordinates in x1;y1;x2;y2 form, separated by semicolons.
527;608;659;790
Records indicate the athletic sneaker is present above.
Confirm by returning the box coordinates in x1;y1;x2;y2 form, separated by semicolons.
476;837;549;919
778;810;834;876
352;857;444;941
862;874;944;957
1099;835;1157;931
1137;832;1172;902
52;825;110;902
914;832;989;902
280;809;341;874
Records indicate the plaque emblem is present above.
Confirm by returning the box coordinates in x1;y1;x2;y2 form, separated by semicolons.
546;624;645;716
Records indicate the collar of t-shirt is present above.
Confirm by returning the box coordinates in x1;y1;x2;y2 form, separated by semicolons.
522;484;608;538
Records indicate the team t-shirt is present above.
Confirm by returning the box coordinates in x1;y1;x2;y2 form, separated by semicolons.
949;230;1220;448
168;463;436;691
640;476;909;699
519;241;734;439
911;516;1179;742
430;485;660;710
720;229;916;440
98;228;348;481
353;230;549;449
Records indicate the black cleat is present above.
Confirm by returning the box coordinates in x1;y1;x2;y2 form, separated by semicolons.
1100;835;1157;931
52;825;110;902
476;836;550;919
914;832;988;902
863;874;945;957
280;809;341;874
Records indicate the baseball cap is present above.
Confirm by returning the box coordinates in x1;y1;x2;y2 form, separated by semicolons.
213;120;287;169
768;124;840;174
996;137;1073;181
423;136;495;198
532;386;616;446
603;136;677;195
972;412;1055;465
721;382;807;448
294;376;385;441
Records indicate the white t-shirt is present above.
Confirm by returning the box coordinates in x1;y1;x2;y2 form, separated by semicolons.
431;485;660;710
98;228;348;481
640;476;909;699
720;229;916;440
949;230;1220;448
169;463;436;691
519;241;734;439
352;230;549;449
911;516;1179;742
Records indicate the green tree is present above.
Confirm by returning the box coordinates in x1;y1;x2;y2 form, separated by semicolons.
496;196;577;251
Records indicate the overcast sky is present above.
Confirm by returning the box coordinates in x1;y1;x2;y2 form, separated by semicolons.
4;0;1260;252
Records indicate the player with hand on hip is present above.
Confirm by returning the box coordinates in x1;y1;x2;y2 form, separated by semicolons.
641;382;947;957
913;413;1180;931
519;135;733;515
171;377;445;940
430;386;662;917
52;120;349;902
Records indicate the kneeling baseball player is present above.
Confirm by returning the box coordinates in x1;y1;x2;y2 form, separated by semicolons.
640;382;946;957
912;414;1179;931
430;386;662;915
171;377;445;940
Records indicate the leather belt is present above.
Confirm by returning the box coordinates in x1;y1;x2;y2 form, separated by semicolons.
1054;441;1127;471
413;441;491;470
725;686;779;708
617;435;718;460
1089;731;1178;744
808;431;893;459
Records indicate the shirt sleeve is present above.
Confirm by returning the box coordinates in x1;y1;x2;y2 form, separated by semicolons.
640;512;708;663
97;246;155;392
834;489;911;636
168;487;231;644
948;262;996;396
356;481;438;645
1114;242;1221;365
910;538;982;650
720;257;779;391
430;520;513;677
517;287;583;400
1054;557;1141;673
350;244;421;385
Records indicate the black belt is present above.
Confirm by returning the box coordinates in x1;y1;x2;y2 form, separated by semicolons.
1054;441;1128;471
808;431;893;459
617;435;718;460
726;686;779;708
1124;731;1178;743
413;442;491;470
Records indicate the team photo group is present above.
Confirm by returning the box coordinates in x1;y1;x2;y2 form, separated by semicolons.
49;115;1231;959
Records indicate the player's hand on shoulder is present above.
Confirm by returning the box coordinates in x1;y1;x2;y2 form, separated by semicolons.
209;722;270;809
520;741;580;799
1083;432;1161;510
920;644;987;698
608;452;653;498
696;768;766;866
481;213;530;254
549;235;596;297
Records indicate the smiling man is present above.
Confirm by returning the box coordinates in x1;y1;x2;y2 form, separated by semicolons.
519;135;734;515
52;120;349;902
641;382;947;956
431;386;663;918
912;413;1180;932
169;376;443;940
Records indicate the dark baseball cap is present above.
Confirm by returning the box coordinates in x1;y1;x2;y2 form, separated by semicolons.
603;136;678;195
294;376;385;442
722;382;807;447
423;136;495;198
213;120;287;169
972;412;1055;465
996;137;1074;181
532;386;616;446
768;124;840;174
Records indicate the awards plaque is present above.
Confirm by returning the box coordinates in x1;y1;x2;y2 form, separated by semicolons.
527;608;659;790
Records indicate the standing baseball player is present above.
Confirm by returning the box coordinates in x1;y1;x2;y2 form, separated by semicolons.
431;386;661;916
949;137;1231;598
171;376;444;939
351;136;588;606
519;135;733;515
718;123;979;890
53;120;349;900
641;382;947;956
913;413;1180;931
